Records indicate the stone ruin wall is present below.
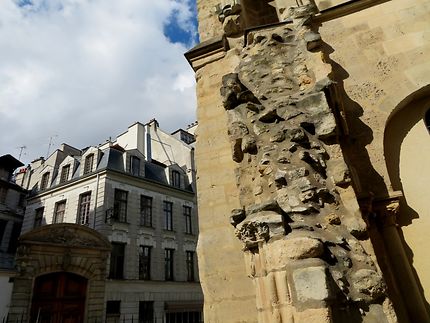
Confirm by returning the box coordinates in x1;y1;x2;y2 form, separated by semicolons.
191;1;430;322
218;5;397;322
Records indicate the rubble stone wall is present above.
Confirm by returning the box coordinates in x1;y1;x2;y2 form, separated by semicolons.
193;0;430;322
219;10;396;322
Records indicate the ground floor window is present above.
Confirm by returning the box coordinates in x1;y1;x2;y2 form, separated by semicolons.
165;311;202;323
106;300;121;323
139;301;154;323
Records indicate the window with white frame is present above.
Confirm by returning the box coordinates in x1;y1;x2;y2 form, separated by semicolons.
184;205;192;234
40;172;50;190
140;195;152;227
83;154;94;175
59;165;70;183
78;192;91;225
171;170;181;188
54;200;66;223
139;245;151;280
130;156;141;176
163;201;173;231
113;189;128;223
34;207;44;228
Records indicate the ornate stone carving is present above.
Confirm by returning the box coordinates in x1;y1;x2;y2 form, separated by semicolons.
215;0;243;36
19;223;111;249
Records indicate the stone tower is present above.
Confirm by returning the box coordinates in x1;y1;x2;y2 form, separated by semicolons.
186;0;430;322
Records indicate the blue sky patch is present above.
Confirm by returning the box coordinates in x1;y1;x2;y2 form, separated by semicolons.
163;2;199;47
17;0;33;6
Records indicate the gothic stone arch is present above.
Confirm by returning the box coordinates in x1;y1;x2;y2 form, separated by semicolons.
383;88;430;320
8;224;111;322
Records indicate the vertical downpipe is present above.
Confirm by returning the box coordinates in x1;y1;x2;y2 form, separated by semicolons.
145;124;152;162
92;173;100;229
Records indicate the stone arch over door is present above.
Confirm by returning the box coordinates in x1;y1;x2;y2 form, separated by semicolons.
8;224;111;322
384;87;430;308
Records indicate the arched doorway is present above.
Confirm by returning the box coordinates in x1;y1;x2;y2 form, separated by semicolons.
30;272;87;323
385;94;430;304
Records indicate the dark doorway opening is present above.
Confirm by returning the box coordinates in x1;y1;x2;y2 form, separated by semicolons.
30;272;87;323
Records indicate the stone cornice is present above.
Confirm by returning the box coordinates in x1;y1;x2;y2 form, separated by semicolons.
359;191;403;228
314;0;391;23
184;36;230;71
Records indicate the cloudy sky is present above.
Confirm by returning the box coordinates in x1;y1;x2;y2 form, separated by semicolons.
0;0;199;165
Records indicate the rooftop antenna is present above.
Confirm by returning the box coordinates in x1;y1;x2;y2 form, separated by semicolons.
46;135;58;158
17;145;26;161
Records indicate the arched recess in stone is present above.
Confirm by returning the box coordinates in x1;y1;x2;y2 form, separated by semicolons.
384;86;430;310
8;224;111;322
241;0;279;28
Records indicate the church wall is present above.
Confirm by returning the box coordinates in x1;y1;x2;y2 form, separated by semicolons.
319;0;430;196
384;95;430;303
192;0;430;322
320;0;430;311
194;51;258;322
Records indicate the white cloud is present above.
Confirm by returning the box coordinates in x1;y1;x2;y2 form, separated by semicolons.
0;0;198;164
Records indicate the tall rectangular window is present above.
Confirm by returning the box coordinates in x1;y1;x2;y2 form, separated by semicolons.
18;194;25;207
184;206;192;234
163;201;173;231
78;192;91;225
34;207;44;228
171;170;181;188
0;185;7;204
139;301;154;323
60;165;70;184
83;154;94;175
139;246;151;280
7;222;22;253
109;243;125;279
113;189;128;222
130;156;141;176
186;251;195;282
165;248;174;281
0;219;7;243
106;300;121;322
166;312;202;323
54;200;66;223
40;172;50;190
140;195;152;227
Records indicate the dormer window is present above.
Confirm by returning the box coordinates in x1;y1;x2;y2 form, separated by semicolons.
60;165;70;184
40;172;50;190
130;156;141;176
171;170;181;188
84;154;94;175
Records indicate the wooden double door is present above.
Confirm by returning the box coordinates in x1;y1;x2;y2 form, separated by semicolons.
30;272;87;323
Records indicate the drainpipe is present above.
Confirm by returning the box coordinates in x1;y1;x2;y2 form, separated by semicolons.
92;173;100;229
145;124;152;162
373;198;430;323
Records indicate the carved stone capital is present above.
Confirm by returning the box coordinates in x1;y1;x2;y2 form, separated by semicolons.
235;221;269;248
374;199;400;228
215;0;242;23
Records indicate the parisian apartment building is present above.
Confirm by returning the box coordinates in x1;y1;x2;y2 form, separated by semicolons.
0;155;26;317
5;120;203;323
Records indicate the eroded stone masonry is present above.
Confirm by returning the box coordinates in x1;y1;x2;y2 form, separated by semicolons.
219;4;397;323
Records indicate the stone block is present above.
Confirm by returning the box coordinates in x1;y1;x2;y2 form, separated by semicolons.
351;269;386;302
292;266;330;303
265;237;324;271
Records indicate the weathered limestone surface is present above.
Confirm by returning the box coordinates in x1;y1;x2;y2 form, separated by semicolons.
194;50;258;322
218;6;397;323
194;0;430;322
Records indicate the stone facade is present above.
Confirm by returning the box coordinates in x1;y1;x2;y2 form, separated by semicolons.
9;121;203;322
0;155;25;318
188;0;430;322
